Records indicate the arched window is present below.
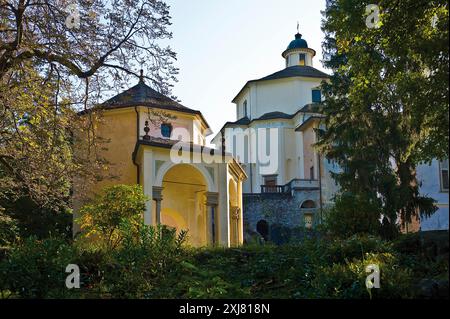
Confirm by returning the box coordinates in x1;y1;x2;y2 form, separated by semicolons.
256;220;269;241
301;200;316;209
299;53;306;66
301;200;316;229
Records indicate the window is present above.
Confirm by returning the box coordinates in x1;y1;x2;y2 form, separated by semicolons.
304;213;313;229
301;201;316;230
310;166;315;180
161;123;172;138
299;53;306;66
263;175;277;186
256;220;269;241
243;100;248;118
312;89;321;103
301;200;316;209
440;159;449;191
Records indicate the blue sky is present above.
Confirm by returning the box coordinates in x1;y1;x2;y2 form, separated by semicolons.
164;0;327;139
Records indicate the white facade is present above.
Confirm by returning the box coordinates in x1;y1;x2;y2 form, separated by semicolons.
213;32;337;211
234;77;323;120
417;159;449;231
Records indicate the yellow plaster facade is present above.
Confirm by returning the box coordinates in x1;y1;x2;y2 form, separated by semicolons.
74;79;246;247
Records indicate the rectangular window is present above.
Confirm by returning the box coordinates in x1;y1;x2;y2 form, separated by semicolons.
304;213;313;229
312;89;321;103
243;100;248;118
264;175;277;186
299;53;306;66
310;166;315;180
440;159;449;191
161;123;172;138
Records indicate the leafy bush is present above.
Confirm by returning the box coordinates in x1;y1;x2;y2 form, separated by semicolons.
0;237;77;298
326;235;393;263
0;211;20;247
323;192;384;238
0;196;72;240
1;228;445;299
310;252;415;299
97;221;188;298
77;184;148;250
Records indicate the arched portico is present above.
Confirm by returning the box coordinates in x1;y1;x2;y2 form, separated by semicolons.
300;199;316;229
154;161;216;192
154;164;209;246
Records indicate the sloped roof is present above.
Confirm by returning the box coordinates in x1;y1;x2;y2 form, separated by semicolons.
132;137;232;161
80;78;210;130
295;116;324;131
256;66;329;82
298;103;324;114
258;111;293;120
232;66;330;103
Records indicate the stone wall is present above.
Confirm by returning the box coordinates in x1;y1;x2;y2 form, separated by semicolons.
243;189;322;242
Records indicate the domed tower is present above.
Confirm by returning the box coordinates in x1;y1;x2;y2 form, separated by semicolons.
282;32;316;68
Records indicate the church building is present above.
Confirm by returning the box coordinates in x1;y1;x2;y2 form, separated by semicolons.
74;74;247;247
213;31;340;240
213;30;448;239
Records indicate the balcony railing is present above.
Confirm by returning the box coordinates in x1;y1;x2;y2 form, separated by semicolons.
260;184;291;194
258;179;319;196
290;179;320;189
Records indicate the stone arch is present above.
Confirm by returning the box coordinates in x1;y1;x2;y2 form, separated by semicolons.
159;164;209;246
300;199;316;230
256;220;269;241
154;161;216;192
300;199;316;209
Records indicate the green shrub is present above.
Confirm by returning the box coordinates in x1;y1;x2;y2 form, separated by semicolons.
0;196;72;240
323;192;383;238
0;237;77;298
0;211;20;247
99;221;188;298
311;252;415;299
77;184;148;250
326;235;393;263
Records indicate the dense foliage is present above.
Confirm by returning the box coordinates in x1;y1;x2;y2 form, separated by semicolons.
1;0;178;239
77;184;148;250
322;192;399;239
318;0;448;232
0;231;447;299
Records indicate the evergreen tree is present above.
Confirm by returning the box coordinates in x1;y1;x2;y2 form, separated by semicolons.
318;0;448;231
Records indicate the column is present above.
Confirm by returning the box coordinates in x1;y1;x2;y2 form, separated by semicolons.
230;206;240;246
205;192;219;245
152;186;164;225
237;180;244;245
142;150;153;225
298;131;305;179
218;164;230;246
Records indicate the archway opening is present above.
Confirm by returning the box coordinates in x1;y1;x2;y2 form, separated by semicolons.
301;200;316;209
161;164;208;246
256;220;269;241
301;200;316;229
